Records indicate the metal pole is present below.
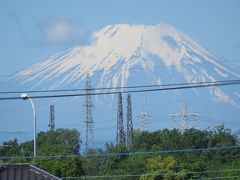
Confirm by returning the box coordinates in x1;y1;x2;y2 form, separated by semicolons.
28;97;36;157
20;93;37;157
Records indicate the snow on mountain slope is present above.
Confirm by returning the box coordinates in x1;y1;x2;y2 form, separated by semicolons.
13;23;240;105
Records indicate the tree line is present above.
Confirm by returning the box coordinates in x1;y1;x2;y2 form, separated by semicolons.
0;125;240;179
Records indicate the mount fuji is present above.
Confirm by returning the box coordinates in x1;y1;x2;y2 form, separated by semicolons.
3;23;240;145
13;23;240;106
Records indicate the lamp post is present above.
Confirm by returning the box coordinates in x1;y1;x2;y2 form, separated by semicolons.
20;93;36;157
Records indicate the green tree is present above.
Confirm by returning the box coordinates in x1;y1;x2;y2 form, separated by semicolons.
37;128;81;155
208;125;237;147
82;148;105;176
0;138;19;157
37;157;84;177
182;128;209;149
139;155;185;180
101;143;128;175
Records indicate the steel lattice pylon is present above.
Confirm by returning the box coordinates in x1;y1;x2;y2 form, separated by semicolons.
48;104;55;131
140;99;149;132
126;94;133;148
116;92;125;145
171;101;198;131
83;75;94;149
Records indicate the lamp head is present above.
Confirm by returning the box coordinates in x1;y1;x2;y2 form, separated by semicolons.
20;93;29;100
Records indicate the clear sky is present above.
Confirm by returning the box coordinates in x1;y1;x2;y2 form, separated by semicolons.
1;0;240;145
0;0;240;77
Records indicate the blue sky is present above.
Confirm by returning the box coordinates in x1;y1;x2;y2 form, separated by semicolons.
0;0;240;77
1;0;240;145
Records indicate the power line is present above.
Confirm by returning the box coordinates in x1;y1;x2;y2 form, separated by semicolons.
83;155;240;171
200;175;240;180
0;145;239;160
0;80;240;101
61;169;240;179
198;115;240;126
0;79;239;94
0;131;32;134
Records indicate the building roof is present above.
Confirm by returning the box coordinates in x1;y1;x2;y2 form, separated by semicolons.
0;163;62;180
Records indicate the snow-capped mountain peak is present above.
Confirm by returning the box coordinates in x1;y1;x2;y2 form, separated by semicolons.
13;23;240;105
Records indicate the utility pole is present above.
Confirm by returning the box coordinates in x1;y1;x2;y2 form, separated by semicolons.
83;74;94;149
116;92;125;145
48;104;55;131
171;101;198;131
126;94;133;148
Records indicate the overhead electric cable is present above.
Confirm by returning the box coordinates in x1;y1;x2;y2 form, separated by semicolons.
0;80;240;101
0;145;239;160
60;169;240;179
0;79;239;94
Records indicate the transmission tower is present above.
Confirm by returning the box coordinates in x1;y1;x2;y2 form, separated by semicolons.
83;75;94;149
126;94;133;148
48;104;55;131
171;101;198;131
139;99;149;131
116;92;125;145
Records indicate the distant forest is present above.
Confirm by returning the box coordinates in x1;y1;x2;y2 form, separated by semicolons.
1;125;240;179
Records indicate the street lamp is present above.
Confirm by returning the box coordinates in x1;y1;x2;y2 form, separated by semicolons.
20;93;36;157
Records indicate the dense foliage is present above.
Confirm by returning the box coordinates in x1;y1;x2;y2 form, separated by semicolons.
0;128;84;177
0;125;240;179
